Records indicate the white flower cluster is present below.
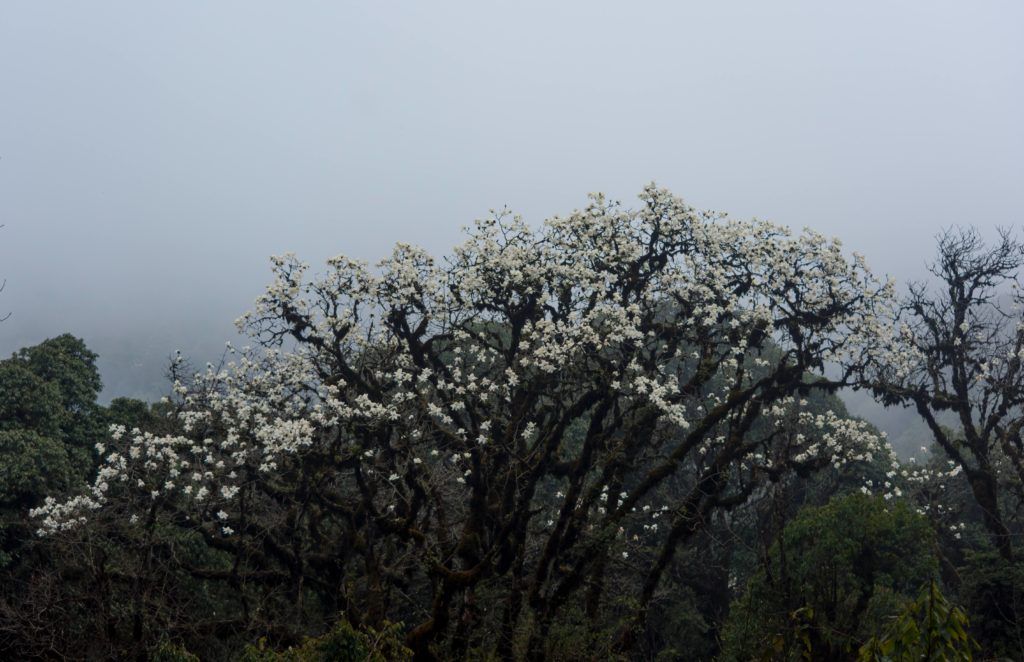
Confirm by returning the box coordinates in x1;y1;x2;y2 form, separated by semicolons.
34;186;900;543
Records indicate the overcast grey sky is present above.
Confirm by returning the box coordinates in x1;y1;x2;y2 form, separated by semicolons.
1;1;1022;398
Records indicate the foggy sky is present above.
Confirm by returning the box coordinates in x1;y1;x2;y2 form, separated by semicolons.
1;1;1022;401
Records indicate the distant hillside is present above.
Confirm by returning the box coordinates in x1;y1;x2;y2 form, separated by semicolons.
840;388;950;461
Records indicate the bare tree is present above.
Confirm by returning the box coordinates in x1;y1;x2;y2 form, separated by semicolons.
873;227;1024;561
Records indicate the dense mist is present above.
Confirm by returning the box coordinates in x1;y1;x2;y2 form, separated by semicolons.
2;3;1021;411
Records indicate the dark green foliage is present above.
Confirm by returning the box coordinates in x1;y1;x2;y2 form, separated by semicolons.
858;581;977;662
0;336;104;571
958;551;1024;659
0;334;106;480
0;429;73;506
240;618;412;662
720;494;939;661
0;429;74;567
14;334;102;415
106;395;166;432
16;334;107;471
0;361;64;437
152;640;201;662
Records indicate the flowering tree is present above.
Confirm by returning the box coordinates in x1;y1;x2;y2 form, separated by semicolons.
34;187;896;658
872;228;1024;561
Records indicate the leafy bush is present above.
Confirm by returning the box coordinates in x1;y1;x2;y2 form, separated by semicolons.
240;618;411;662
720;494;938;660
858;581;976;661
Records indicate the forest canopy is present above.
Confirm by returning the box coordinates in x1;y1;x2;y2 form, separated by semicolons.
3;188;1021;661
